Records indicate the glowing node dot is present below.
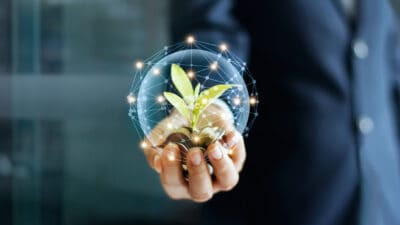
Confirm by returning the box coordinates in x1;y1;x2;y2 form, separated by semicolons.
167;152;175;161
250;97;257;105
250;96;258;105
140;141;148;149
210;62;218;70
233;97;241;105
187;70;195;79
201;98;208;104
167;123;173;129
152;68;160;75
135;61;144;69
193;135;200;143
127;94;136;104
228;148;234;155
157;95;165;103
186;35;195;44
219;43;228;51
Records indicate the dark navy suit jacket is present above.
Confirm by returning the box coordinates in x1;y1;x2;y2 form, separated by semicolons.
170;1;400;224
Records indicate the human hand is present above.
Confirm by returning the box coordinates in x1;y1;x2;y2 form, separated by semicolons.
142;104;246;202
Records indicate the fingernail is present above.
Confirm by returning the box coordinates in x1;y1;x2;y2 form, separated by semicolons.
153;154;161;173
166;143;178;150
165;143;178;161
211;145;223;160
190;151;202;166
227;133;238;147
167;151;176;161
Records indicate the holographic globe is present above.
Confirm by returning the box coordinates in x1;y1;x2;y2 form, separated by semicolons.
128;37;258;148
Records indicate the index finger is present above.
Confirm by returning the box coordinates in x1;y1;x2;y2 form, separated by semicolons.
143;146;162;173
223;131;246;172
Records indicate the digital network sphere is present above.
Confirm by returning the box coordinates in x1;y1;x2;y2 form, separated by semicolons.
128;37;258;146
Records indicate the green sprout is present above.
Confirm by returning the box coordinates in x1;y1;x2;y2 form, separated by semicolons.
163;64;235;131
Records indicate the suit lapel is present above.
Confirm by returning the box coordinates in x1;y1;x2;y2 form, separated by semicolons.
330;0;356;30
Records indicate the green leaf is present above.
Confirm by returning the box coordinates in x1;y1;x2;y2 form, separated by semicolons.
191;84;236;129
171;64;193;100
194;83;201;98
163;92;191;122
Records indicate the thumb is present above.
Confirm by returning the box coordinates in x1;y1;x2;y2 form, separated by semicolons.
146;111;189;146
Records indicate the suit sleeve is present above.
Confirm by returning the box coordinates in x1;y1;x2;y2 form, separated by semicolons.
169;0;250;60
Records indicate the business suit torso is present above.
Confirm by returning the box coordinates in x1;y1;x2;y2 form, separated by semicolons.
170;0;400;224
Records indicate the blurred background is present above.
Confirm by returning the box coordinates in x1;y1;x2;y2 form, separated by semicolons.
2;1;400;225
0;0;200;225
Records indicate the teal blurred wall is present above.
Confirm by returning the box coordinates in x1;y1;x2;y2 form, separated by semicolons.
0;1;200;225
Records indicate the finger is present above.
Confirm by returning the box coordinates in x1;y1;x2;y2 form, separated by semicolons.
160;143;190;200
207;142;239;191
224;131;246;172
213;110;235;133
195;103;235;132
187;148;214;202
143;146;162;172
153;154;162;174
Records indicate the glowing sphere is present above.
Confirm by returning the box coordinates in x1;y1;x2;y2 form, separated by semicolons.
128;41;258;146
